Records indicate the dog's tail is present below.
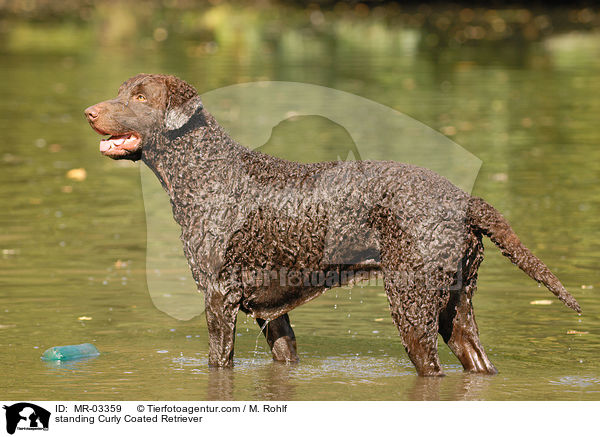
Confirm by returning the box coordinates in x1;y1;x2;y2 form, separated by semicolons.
467;196;581;313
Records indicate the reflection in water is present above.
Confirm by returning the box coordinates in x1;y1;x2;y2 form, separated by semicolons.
201;358;497;401
207;368;235;401
408;375;444;401
254;362;297;400
454;374;494;401
408;373;494;401
42;355;100;371
206;361;297;400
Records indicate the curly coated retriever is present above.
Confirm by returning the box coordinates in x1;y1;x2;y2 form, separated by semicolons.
85;74;580;376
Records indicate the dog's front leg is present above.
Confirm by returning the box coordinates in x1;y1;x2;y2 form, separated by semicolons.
205;282;240;367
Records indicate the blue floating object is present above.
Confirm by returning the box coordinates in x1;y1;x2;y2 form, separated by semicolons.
41;343;100;361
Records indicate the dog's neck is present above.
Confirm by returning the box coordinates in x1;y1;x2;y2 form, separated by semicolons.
141;110;265;228
143;110;233;184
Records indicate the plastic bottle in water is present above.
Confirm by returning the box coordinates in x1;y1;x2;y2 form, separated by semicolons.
41;343;100;361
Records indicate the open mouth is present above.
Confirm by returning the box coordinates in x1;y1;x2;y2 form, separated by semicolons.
99;133;142;157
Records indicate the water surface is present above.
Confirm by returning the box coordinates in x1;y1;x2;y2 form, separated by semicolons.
1;4;599;400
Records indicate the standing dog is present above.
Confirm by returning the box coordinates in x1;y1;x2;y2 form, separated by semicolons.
85;74;580;376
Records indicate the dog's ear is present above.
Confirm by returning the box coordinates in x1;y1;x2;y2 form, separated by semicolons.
164;75;204;131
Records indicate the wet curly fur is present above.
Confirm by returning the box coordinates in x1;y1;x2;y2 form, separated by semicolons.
85;74;580;376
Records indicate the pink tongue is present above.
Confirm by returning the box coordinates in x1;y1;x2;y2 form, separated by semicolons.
100;139;112;152
100;135;129;152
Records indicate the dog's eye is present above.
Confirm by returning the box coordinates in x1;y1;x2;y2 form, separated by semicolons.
135;94;147;102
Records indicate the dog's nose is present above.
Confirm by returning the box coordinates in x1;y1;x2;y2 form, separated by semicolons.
84;106;99;121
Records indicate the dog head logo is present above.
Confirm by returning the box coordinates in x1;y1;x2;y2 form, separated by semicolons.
3;403;50;435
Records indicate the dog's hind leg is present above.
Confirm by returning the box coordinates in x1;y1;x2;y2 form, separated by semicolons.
439;290;497;374
205;283;240;368
439;238;497;375
257;313;299;363
385;271;444;377
439;288;497;375
376;221;444;376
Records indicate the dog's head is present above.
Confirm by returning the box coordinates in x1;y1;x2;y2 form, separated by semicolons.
84;74;203;160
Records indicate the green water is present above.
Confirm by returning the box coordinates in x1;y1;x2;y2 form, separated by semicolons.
1;4;599;400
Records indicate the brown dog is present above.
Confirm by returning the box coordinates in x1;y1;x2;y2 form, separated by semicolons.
85;74;580;376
